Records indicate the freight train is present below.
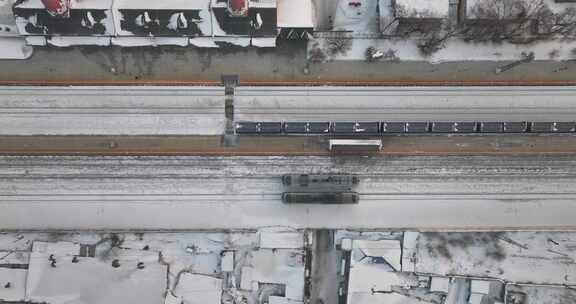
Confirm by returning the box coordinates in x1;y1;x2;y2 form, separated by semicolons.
235;121;576;135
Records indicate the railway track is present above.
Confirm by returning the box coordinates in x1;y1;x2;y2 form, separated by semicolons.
1;134;576;156
3;154;576;230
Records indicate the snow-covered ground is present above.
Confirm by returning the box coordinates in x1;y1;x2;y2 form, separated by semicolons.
310;0;576;63
310;37;576;63
0;36;33;59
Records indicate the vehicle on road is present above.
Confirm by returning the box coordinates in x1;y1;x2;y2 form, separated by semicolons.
282;192;359;204
282;174;359;188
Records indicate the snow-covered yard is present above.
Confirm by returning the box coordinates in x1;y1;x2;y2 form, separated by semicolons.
310;36;576;63
309;0;576;63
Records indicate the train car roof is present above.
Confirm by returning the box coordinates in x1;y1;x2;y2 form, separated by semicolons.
15;0;113;10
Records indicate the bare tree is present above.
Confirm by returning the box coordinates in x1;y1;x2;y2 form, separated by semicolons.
387;0;576;56
462;0;576;43
308;44;326;63
325;36;352;56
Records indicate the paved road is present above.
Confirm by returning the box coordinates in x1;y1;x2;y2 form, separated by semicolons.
310;230;339;304
3;155;576;230
3;86;576;135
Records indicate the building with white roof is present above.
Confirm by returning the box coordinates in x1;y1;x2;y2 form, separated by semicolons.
25;241;167;304
171;273;223;304
277;0;314;39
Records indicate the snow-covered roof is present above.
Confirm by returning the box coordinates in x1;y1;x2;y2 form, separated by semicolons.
430;277;451;293
259;231;304;249
26;241;166;304
348;292;428;304
347;239;419;303
469;293;485;304
172;274;222;304
395;0;449;18
0;268;27;302
269;296;304;304
221;251;234;272
15;0;113;10
277;0;314;28
348;263;402;293
471;280;491;294
113;0;208;10
354;239;402;271
250;0;277;8
242;250;306;301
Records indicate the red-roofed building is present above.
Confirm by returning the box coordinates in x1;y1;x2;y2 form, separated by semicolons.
228;0;248;17
41;0;71;17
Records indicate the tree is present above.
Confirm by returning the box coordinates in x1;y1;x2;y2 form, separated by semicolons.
325;36;352;56
462;0;576;43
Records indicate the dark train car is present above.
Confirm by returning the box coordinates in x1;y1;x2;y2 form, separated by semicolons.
282;174;359;188
332;122;380;135
503;122;528;133
479;122;504;133
307;122;331;134
282;192;359;204
284;122;309;134
431;122;477;133
382;122;406;133
235;121;260;134
405;122;430;133
531;122;576;133
259;122;282;134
